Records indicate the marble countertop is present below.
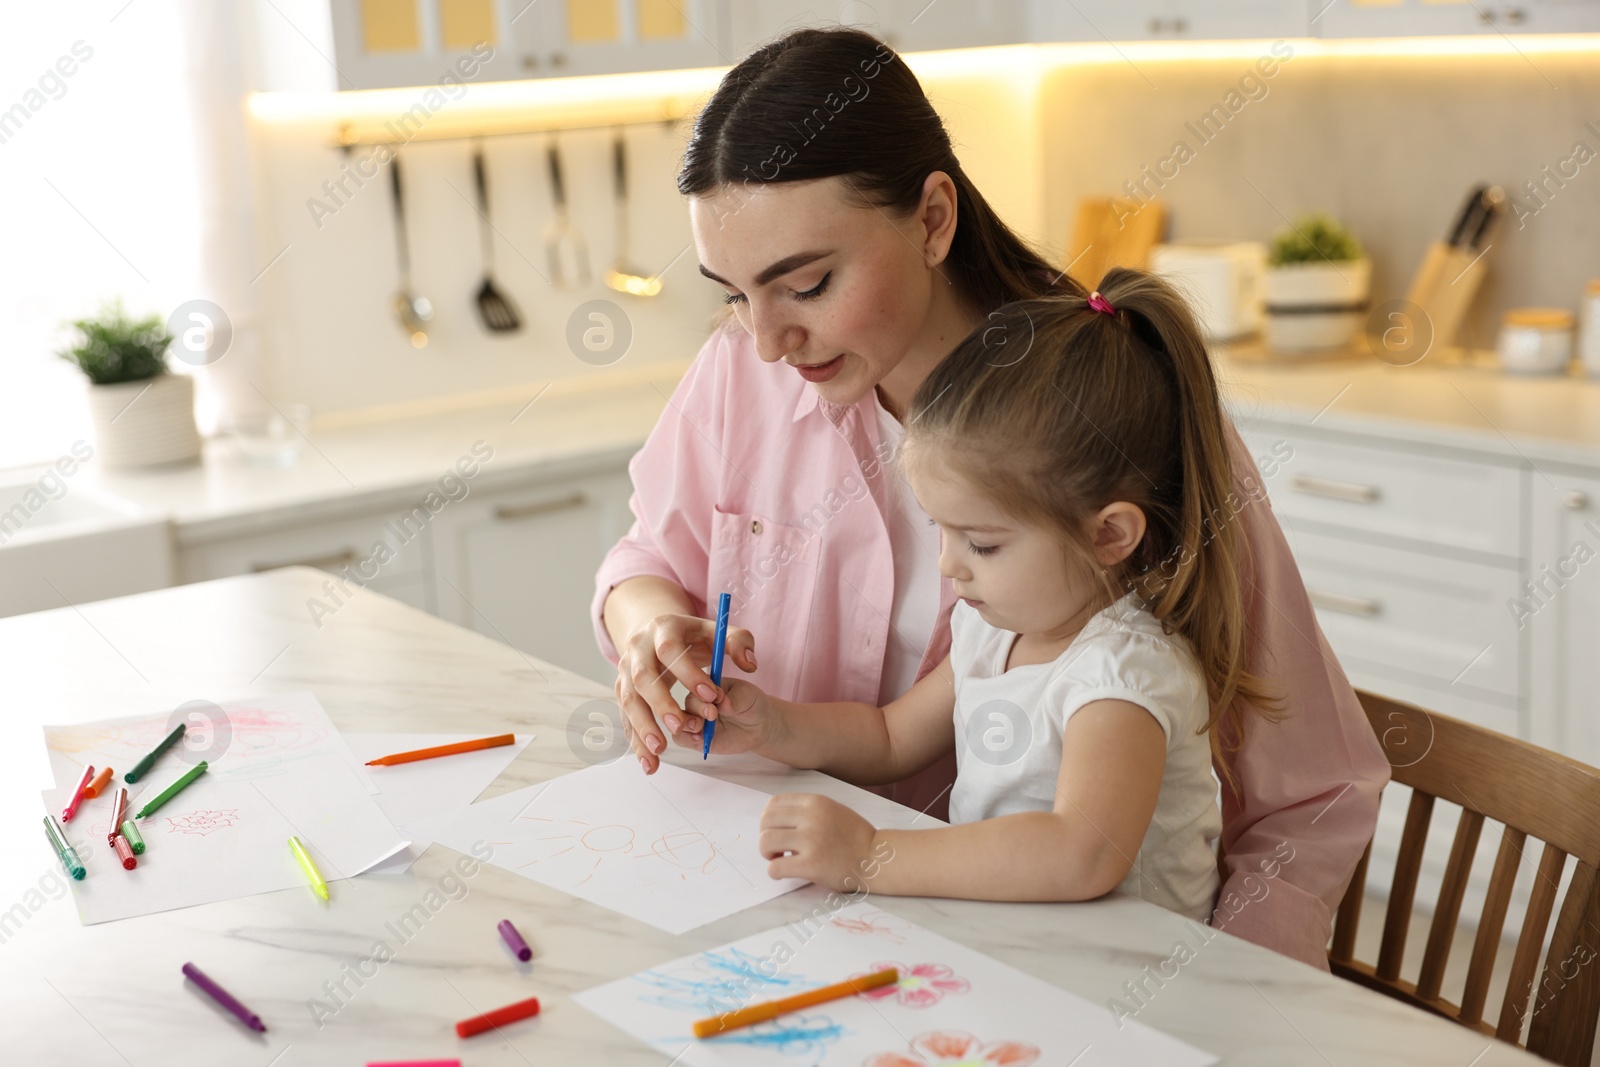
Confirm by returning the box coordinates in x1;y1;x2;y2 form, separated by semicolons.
70;362;692;546
0;568;1545;1065
1217;342;1600;470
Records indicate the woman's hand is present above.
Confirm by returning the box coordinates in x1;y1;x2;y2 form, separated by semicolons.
615;611;756;773
676;678;784;755
759;793;882;892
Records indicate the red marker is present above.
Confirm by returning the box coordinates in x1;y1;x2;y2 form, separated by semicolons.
107;786;130;847
62;765;95;822
455;995;540;1038
113;834;137;870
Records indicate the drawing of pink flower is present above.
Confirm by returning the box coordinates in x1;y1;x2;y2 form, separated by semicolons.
862;1030;1041;1067
853;962;970;1009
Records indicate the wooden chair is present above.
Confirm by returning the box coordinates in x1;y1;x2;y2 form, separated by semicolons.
1330;690;1600;1065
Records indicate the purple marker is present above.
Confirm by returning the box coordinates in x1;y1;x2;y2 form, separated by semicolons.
497;919;532;962
182;961;267;1032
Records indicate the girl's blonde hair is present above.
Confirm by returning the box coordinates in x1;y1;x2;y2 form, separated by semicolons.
903;268;1280;786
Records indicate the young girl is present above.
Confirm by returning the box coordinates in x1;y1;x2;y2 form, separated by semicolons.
676;269;1279;921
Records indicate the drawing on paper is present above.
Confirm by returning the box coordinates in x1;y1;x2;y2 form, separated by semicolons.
829;909;907;943
636;947;817;1015
516;816;731;885
696;1013;846;1055
863;1029;1041;1067
166;809;241;836
853;962;969;1009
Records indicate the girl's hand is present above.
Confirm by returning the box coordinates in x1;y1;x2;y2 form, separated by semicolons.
615;612;756;773
675;678;784;755
759;793;879;891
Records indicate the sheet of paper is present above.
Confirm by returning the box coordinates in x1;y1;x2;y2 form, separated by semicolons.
410;758;807;934
43;692;378;796
42;751;408;925
344;732;532;875
574;901;1218;1067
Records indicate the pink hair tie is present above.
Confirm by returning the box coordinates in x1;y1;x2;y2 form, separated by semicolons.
1087;291;1116;316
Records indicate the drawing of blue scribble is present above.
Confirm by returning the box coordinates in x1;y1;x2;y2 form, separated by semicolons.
636;947;818;1014
656;1013;847;1058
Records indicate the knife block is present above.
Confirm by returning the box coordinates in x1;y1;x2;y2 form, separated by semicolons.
1403;241;1492;350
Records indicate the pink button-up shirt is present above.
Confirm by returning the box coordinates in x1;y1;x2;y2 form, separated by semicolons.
593;324;1389;970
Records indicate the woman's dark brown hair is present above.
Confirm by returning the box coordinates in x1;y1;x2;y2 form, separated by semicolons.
678;26;1068;311
902;269;1281;786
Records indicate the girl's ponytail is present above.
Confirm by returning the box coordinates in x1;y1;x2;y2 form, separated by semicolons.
1092;268;1279;770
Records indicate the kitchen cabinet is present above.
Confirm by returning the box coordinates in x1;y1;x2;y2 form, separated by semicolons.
178;508;435;613
329;0;726;89
1032;1;1308;43
327;0;522;91
1529;467;1600;769
1312;0;1600;38
430;464;635;684
513;0;727;79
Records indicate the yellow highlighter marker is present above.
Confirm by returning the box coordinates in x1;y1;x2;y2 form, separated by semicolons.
288;835;329;900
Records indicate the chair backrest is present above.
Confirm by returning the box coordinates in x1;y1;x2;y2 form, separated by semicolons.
1330;690;1600;1066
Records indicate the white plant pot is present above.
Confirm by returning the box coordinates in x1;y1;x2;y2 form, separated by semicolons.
87;372;201;468
1263;259;1372;353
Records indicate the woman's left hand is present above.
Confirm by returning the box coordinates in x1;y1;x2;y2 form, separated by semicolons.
759;793;878;891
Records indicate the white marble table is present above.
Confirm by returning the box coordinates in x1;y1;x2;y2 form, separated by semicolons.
0;568;1543;1066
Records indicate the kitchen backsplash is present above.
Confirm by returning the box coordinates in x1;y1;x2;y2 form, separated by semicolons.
241;42;1599;421
1040;45;1600;355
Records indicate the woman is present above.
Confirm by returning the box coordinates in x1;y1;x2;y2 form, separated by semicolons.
592;26;1387;970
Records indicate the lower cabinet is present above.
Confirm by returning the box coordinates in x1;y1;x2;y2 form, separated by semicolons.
430;464;636;686
1529;468;1600;769
177;458;638;686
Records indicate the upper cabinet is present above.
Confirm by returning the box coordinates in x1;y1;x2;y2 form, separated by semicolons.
1311;0;1600;38
329;0;1600;91
1032;2;1310;43
329;0;728;89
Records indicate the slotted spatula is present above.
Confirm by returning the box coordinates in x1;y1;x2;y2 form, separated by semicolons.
471;147;521;333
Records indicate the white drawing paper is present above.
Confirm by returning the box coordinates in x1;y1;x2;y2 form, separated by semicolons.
411;757;808;934
344;732;533;875
574;901;1218;1067
42;752;407;925
43;691;378;796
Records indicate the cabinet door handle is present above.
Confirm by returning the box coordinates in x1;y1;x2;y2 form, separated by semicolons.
250;547;359;573
494;490;587;522
1291;474;1381;504
1308;588;1382;618
1566;491;1591;511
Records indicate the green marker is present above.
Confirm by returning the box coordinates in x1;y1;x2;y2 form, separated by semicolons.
44;815;85;880
120;820;146;855
124;723;186;784
134;761;208;819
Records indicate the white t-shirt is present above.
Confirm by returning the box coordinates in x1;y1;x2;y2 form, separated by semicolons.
947;596;1222;922
872;393;943;707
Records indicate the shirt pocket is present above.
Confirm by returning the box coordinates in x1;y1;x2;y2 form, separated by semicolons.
707;507;822;699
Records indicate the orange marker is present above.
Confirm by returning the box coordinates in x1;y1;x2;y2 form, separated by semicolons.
365;734;514;767
83;767;114;799
693;967;899;1038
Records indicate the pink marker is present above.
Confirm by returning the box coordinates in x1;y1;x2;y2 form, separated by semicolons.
62;765;95;822
497;919;532;962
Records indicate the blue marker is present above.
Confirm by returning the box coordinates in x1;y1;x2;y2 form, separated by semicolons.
703;592;730;760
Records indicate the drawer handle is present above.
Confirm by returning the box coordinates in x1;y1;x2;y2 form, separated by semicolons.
495;490;587;522
1291;474;1381;504
250;548;359;573
1308;588;1382;618
1566;491;1591;511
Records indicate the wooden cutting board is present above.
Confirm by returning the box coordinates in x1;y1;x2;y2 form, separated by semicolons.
1064;197;1166;287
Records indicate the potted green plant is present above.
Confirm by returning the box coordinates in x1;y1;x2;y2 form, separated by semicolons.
1262;213;1371;353
58;304;201;468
